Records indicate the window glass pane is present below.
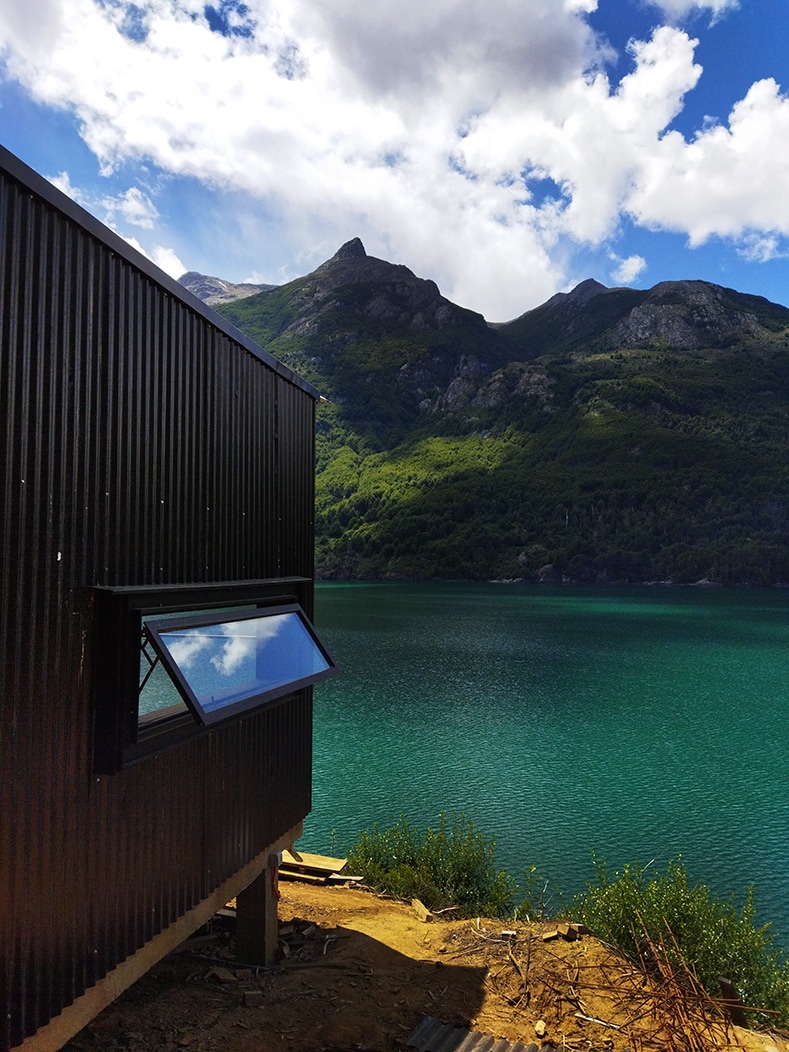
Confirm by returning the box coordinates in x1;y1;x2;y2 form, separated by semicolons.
139;657;186;719
139;605;254;720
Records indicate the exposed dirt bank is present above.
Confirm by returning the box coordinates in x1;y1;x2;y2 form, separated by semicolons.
65;880;789;1052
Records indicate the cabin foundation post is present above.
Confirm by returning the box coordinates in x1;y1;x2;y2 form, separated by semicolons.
235;851;282;967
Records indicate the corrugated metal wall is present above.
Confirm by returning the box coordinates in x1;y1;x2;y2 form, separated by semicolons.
0;148;318;1049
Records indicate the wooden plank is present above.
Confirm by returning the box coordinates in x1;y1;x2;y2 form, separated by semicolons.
411;898;433;923
280;850;347;877
556;921;579;941
279;870;328;885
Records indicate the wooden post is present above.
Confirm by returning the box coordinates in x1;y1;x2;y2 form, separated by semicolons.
235;851;282;966
717;976;748;1028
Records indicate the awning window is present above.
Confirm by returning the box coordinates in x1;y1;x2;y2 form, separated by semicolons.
143;603;336;726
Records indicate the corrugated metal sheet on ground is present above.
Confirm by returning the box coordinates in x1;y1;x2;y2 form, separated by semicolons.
406;1015;540;1052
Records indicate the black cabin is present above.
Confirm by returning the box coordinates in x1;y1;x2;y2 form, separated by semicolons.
0;145;333;1050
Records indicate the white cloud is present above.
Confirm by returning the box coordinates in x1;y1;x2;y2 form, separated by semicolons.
45;169;184;275
628;78;789;245
611;253;647;284
737;235;781;264
168;630;211;670
49;169;87;204
49;170;159;229
647;0;738;23
152;245;187;277
211;622;256;676
115;233;186;277
102;186;159;229
1;0;785;318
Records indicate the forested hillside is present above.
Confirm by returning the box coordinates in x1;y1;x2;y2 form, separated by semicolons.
206;241;789;584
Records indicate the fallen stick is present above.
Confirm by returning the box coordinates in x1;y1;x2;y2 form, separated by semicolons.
574;1011;621;1030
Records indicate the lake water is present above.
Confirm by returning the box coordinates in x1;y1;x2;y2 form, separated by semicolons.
303;582;789;946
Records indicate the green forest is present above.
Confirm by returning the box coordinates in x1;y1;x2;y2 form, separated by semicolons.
216;245;789;584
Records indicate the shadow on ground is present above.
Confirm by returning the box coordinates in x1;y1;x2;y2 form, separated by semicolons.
65;907;488;1052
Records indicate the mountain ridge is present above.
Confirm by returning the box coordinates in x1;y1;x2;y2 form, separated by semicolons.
179;270;276;306
187;242;789;585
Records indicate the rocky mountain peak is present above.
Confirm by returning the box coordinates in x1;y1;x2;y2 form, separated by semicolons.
566;278;609;305
334;237;367;261
296;239;490;336
611;279;766;350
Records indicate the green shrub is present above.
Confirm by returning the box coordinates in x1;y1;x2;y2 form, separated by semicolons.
346;813;515;917
571;855;789;1025
513;864;552;922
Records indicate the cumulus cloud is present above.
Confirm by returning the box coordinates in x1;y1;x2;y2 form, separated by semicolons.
102;186;159;229
628;78;789;245
114;231;186;276
47;168;184;274
611;253;647;284
647;0;738;23
50;170;157;228
0;0;784;317
49;170;81;200
151;244;188;277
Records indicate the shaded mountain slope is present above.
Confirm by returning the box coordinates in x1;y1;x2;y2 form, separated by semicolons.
218;239;516;448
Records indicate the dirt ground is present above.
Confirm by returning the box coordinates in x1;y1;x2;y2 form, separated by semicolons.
64;878;789;1052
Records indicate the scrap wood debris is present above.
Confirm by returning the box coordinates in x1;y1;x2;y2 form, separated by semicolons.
435;917;788;1052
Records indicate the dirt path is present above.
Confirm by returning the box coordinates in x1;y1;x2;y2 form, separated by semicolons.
65;880;789;1052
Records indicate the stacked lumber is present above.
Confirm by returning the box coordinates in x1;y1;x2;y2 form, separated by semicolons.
279;849;357;885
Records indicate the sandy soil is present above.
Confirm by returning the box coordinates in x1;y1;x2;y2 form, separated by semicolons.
64;879;789;1052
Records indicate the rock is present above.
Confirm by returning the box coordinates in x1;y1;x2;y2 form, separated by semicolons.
556;921;578;941
332;237;367;261
535;1019;547;1037
206;966;237;983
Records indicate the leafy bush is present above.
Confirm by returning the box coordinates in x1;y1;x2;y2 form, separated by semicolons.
571;856;789;1025
346;813;515;917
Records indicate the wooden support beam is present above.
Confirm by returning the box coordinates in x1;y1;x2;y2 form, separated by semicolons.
235;851;282;967
717;976;748;1028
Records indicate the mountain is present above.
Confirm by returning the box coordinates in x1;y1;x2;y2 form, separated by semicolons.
214;238;514;446
200;240;789;585
499;277;789;357
179;271;276;306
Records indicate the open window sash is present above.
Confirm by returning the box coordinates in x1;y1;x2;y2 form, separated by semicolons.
143;603;336;726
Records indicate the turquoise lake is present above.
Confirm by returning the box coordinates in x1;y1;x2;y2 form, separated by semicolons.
304;582;789;945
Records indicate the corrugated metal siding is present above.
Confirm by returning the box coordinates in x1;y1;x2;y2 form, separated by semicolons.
0;150;318;1049
406;1016;537;1052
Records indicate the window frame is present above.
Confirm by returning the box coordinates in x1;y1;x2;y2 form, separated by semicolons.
91;579;328;772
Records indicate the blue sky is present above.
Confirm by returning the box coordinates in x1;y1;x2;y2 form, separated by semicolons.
1;0;787;320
